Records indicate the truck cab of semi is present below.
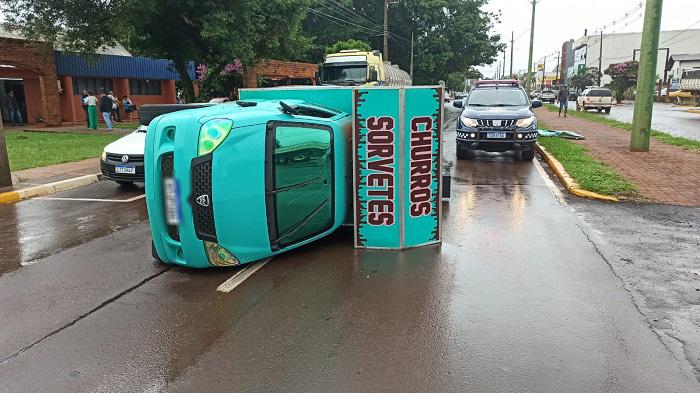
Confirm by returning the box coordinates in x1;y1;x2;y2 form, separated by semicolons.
320;49;411;86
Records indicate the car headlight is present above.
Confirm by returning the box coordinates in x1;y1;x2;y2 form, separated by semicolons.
198;118;233;156
101;150;107;161
460;116;478;127
204;241;240;266
516;116;535;128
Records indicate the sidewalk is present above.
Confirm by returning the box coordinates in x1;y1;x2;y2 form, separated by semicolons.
0;158;100;194
535;108;700;207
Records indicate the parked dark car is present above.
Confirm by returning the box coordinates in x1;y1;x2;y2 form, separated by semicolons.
453;80;542;161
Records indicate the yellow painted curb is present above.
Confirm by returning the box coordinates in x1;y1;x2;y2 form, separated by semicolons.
0;173;103;204
686;108;700;114
535;143;619;202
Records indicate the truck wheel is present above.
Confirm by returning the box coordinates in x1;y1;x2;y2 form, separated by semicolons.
604;107;611;114
521;147;535;161
597;108;602;113
576;103;581;111
151;240;164;263
457;147;474;160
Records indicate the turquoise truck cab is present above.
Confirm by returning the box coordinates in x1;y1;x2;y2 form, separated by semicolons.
146;100;352;268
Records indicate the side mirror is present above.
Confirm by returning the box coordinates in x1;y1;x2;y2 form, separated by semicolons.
531;100;543;109
368;67;378;82
452;100;463;108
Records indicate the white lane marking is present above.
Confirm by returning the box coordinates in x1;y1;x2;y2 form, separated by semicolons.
533;158;567;205
34;194;146;203
216;259;270;293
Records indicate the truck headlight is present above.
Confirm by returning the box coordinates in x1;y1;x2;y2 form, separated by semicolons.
204;241;240;266
460;116;478;127
198;118;233;156
516;116;535;128
101;150;107;161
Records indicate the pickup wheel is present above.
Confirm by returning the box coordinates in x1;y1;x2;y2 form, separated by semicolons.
597;108;602;113
576;103;581;111
521;147;535;161
151;240;164;263
604;107;611;114
457;146;474;160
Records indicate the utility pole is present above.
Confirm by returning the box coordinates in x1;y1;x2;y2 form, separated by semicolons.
525;0;537;96
598;30;603;86
410;32;414;79
502;49;507;78
555;51;560;86
510;31;514;78
383;0;389;60
0;115;11;187
541;55;546;90
631;0;663;152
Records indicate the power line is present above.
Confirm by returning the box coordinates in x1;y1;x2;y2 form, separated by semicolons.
306;8;382;34
658;18;700;46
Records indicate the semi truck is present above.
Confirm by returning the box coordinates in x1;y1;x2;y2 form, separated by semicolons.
320;49;411;87
680;69;700;105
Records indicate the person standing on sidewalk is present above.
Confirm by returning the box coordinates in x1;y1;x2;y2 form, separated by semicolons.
81;89;89;127
7;91;23;125
85;91;98;129
99;91;113;130
108;90;120;122
557;85;570;117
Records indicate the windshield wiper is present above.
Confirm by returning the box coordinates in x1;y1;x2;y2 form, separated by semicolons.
468;103;488;106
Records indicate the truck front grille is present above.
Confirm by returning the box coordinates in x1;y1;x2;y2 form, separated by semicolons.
190;155;217;242
477;119;516;128
160;153;180;241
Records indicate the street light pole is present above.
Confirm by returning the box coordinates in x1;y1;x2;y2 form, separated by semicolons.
598;30;603;86
541;55;546;90
502;48;507;79
383;0;389;60
410;32;414;79
525;0;537;96
631;0;664;152
0;115;11;187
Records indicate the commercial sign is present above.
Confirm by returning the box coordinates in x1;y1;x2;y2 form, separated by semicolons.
353;87;442;249
574;45;587;68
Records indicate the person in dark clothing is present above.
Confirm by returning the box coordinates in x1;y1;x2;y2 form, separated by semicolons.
7;91;23;125
557;85;570;117
99;92;113;130
81;89;89;127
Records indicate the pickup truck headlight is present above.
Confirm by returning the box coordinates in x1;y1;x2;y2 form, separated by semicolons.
460;116;478;127
198;118;233;156
516;116;535;128
204;241;240;266
101;150;107;161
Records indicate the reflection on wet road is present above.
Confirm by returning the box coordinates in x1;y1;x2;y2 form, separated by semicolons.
604;102;700;141
0;108;697;392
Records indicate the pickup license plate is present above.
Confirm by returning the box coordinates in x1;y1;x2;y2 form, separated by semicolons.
115;165;135;174
163;178;180;225
487;132;507;139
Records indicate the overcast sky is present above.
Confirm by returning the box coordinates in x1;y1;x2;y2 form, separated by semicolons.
478;0;700;77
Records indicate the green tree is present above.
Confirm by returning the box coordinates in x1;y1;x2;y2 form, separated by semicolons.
302;0;503;84
604;61;639;102
325;39;372;54
0;0;313;101
446;68;482;92
570;66;601;92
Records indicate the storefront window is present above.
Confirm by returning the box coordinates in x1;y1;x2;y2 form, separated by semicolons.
128;79;162;95
72;77;113;95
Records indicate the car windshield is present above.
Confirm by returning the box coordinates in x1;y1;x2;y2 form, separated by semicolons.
466;88;529;106
588;89;612;97
321;64;367;83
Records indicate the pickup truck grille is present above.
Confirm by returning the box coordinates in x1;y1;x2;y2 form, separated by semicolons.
190;155;217;242
107;153;144;163
477;119;516;128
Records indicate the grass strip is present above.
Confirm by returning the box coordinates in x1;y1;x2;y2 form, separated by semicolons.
111;122;140;130
544;104;700;152
537;120;639;197
5;130;120;171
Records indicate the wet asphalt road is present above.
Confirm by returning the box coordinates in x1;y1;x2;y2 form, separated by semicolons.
0;107;698;392
602;102;700;141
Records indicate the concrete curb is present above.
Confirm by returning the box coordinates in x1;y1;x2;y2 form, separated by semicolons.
535;143;619;202
0;173;103;204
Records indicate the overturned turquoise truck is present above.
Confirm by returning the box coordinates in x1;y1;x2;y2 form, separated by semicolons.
144;86;444;268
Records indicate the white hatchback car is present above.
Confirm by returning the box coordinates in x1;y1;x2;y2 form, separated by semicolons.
100;125;147;185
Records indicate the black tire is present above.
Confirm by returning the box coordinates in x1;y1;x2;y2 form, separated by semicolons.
151;240;163;262
604;107;611;114
456;146;474;160
597;108;602;113
139;104;211;126
521;147;536;161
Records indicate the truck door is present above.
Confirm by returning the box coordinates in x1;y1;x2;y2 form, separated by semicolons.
265;122;334;251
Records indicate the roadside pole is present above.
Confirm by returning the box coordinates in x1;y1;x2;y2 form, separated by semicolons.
525;0;537;96
410;33;414;79
0;115;11;187
510;31;514;78
383;0;389;60
502;49;507;78
631;0;663;152
598;31;603;86
541;55;546;90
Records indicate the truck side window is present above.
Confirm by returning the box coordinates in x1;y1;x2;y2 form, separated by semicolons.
266;124;334;249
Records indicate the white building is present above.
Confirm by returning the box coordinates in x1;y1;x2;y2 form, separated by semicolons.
569;29;700;85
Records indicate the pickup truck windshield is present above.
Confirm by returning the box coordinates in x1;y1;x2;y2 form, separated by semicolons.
588;89;612;97
321;64;367;84
467;88;529;106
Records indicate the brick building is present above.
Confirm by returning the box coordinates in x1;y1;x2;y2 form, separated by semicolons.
243;59;318;88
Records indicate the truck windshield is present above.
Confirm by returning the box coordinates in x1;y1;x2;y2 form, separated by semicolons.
321;64;367;84
467;88;529;106
588;89;612;97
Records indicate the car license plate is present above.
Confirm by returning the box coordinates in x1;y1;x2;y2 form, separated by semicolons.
163;178;180;225
115;165;135;174
487;132;506;139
